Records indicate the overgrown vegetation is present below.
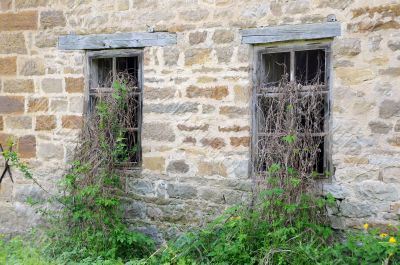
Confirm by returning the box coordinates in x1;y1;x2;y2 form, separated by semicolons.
1;78;400;264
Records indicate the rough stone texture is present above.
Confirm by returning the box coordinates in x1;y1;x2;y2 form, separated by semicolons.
163;47;180;66
143;157;165;172
35;115;56;131
142;123;175;142
42;79;63;93
144;102;199;114
0;11;38;31
0;57;17;75
200;137;226;149
189;31;207;45
28;97;49;112
37;142;64;161
379;100;400;119
5;116;32;130
212;29;235;44
18;135;36;159
1;0;400;238
186;85;229;100
62;115;83;129
0;97;25;114
0;33;27;54
167;160;190;174
184;48;212;66
40;11;66;29
3;79;34;93
335;38;361;56
65;77;84;93
369;121;392;134
19;58;45;76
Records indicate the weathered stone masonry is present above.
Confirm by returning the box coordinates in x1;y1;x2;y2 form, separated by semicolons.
0;0;399;238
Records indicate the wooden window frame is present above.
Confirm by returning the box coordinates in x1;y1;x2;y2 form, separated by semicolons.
85;49;143;168
251;42;333;177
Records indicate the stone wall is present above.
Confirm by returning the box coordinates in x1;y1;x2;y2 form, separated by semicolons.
0;0;399;238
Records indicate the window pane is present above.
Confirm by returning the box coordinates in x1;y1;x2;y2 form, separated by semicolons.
91;58;113;88
295;49;325;85
262;52;290;87
116;57;139;86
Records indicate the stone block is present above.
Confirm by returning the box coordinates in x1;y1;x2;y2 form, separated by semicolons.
202;104;216;113
0;133;15;146
335;67;374;85
18;135;36;159
0;96;25;114
233;85;250;103
40;10;66;29
0;11;38;31
395;120;400;132
388;40;400;51
356;180;400;201
0;57;17;75
65;77;84;93
142;123;175;142
50;99;68;112
335;38;361;56
177;124;209;131
219;106;248;118
35;31;58;48
340;201;374;218
167;183;197;199
144;86;175;100
200;138;225;149
41;78;63;93
19;57;45;76
184;48;211;66
0;0;12;11
143;156;165;172
189;31;207;45
212;29;234;44
37;142;64;161
69;96;84;113
163;47;180;66
218;125;249;132
35;115;56;131
183;137;196;144
186;85;228;100
379;100;400;119
198;161;227;177
126;179;155;196
368;121;392;134
144;102;199;114
0;116;3;131
0;33;27;54
3;79;34;93
5;116;32;130
382;167;400;184
62;115;83;129
15;0;48;8
215;47;233;63
28;97;48;112
379;68;400;76
167;160;189;174
230;136;250;147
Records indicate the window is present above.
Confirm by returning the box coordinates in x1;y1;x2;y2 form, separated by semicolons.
87;50;143;166
253;43;331;176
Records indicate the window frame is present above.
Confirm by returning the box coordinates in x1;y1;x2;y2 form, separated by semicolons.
85;49;144;168
251;42;333;177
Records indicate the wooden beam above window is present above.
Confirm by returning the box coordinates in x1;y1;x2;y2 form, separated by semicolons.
240;22;341;44
58;32;177;50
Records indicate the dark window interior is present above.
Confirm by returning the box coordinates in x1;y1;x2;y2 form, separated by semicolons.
262;52;290;86
295;49;325;85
